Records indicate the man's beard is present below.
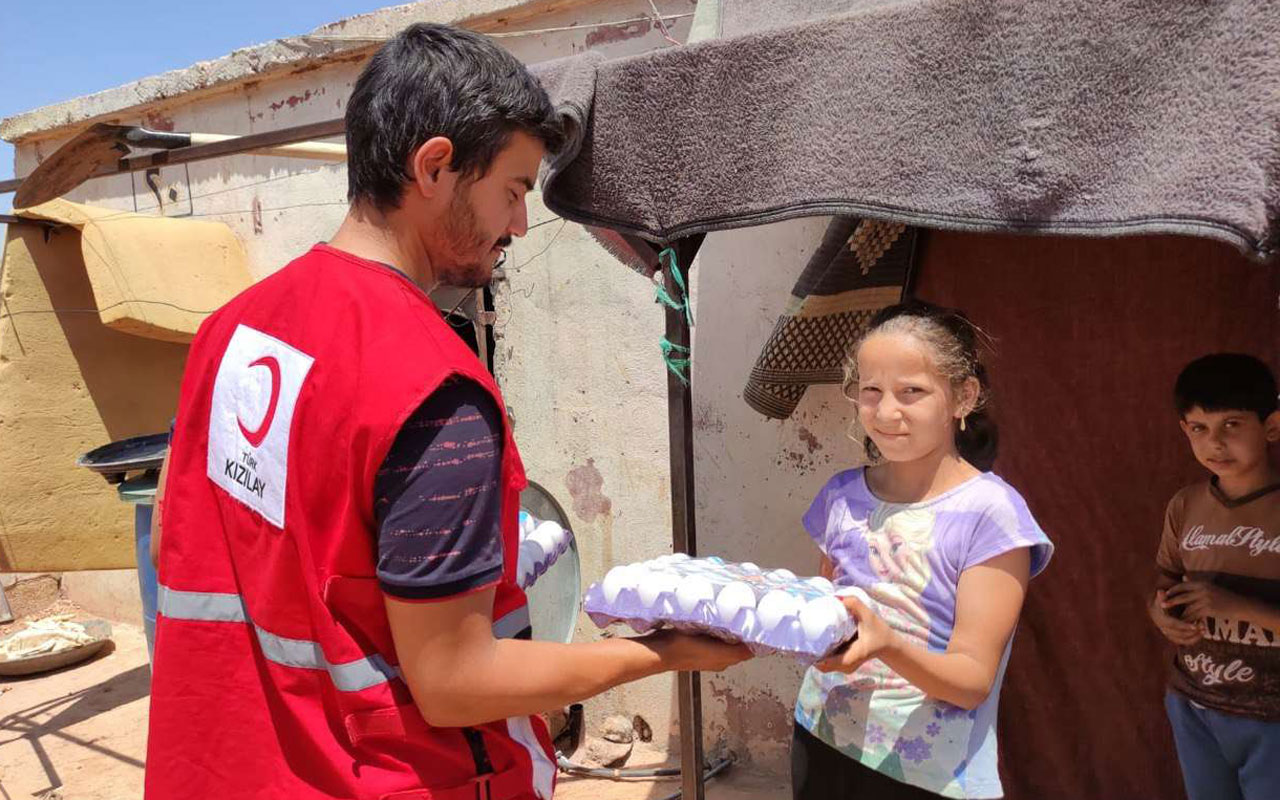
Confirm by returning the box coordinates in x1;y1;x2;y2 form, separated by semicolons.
435;187;509;289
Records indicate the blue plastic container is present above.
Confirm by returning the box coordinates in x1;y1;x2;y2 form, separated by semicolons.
119;475;159;662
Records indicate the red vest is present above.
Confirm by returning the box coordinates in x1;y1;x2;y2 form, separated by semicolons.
147;244;555;800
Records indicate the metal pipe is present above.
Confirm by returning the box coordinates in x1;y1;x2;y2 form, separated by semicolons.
654;756;733;800
0;213;59;228
181;132;345;161
122;127;345;160
554;753;734;783
0;118;347;197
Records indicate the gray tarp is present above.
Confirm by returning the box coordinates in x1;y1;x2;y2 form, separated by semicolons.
534;0;1280;261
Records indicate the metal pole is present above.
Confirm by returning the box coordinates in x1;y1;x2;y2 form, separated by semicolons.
664;234;706;800
0;118;347;196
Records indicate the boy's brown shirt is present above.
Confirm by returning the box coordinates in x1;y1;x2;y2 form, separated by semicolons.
1157;479;1280;719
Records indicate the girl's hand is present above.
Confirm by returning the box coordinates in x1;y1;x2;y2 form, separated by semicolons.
815;594;900;673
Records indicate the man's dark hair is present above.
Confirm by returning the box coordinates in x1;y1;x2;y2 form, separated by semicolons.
345;23;563;210
1175;353;1278;421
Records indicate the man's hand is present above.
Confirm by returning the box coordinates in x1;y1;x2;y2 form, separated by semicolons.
644;630;753;672
1150;589;1203;645
386;589;752;728
815;594;899;674
1163;581;1249;624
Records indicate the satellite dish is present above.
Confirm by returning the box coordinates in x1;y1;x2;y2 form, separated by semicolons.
76;432;169;483
520;480;582;644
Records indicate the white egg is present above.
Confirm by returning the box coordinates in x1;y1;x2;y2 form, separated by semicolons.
531;521;562;554
601;566;631;604
804;576;835;593
675;576;716;614
714;581;757;625
637;570;680;608
770;568;797;582
520;538;545;567
740;562;761;573
626;564;651;590
756;589;801;632
668;553;692;563
799;596;847;643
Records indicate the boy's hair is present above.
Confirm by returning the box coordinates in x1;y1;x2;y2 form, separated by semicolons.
345;23;563;211
1174;353;1278;421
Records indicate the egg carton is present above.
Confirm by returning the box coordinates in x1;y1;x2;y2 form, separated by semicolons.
516;511;574;590
583;555;858;661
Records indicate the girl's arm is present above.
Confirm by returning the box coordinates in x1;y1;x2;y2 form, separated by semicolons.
818;547;1030;710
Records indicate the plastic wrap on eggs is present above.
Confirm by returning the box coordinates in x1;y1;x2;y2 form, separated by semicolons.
516;511;574;590
583;556;857;661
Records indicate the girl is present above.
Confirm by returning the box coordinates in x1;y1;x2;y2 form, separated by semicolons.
792;301;1054;799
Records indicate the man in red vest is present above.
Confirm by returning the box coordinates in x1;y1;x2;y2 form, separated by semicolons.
146;23;750;800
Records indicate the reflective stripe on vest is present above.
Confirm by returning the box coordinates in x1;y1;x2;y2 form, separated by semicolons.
159;585;530;692
492;605;530;639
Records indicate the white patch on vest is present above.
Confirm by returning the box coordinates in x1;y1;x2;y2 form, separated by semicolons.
507;715;555;799
207;324;314;528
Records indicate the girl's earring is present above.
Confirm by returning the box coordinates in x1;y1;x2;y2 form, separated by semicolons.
960;415;967;432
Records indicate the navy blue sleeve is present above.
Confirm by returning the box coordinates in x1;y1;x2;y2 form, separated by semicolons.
374;378;504;600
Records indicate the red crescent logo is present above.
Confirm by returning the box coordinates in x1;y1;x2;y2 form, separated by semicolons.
237;356;281;448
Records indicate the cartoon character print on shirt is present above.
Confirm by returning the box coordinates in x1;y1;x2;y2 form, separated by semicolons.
863;505;936;650
800;500;965;778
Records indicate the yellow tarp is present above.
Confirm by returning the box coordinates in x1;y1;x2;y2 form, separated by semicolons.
0;201;248;571
17;198;251;343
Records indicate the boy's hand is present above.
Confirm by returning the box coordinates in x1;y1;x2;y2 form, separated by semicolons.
1150;590;1203;646
1163;581;1248;623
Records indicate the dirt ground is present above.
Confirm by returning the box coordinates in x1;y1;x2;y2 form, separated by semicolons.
1;617;150;799
1;616;784;800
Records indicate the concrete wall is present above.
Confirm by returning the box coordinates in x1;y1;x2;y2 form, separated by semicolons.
690;219;868;769
492;210;683;746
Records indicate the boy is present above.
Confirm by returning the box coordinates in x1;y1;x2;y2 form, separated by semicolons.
1150;353;1280;800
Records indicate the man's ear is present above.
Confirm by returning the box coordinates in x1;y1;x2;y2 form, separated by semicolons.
406;137;455;199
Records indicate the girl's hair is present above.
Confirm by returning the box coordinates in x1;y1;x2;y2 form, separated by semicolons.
843;300;998;471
